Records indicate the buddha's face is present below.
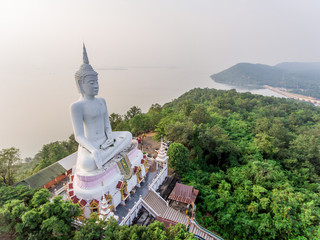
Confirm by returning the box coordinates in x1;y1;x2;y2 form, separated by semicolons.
81;75;99;97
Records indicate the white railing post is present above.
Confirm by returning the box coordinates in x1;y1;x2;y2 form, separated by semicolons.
119;198;143;226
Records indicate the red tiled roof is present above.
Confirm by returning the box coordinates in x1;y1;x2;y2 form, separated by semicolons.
90;199;99;205
79;199;87;207
100;194;107;200
168;183;199;204
134;166;138;173
116;181;122;189
71;175;74;181
68;190;74;197
68;183;73;189
141;159;145;164
71;195;79;204
156;216;178;228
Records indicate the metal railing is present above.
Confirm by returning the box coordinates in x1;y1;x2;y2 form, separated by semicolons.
191;219;224;240
55;184;67;195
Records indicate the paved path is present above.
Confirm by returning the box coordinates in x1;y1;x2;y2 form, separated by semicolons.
116;169;160;221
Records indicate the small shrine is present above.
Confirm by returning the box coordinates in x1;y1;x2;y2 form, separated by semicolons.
168;183;199;208
99;192;119;221
155;139;169;169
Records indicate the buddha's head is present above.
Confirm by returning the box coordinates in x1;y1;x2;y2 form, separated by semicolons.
75;44;99;96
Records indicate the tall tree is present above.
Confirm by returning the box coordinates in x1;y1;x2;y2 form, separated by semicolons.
109;113;123;130
0;147;21;185
167;143;190;174
129;114;152;136
125;106;141;120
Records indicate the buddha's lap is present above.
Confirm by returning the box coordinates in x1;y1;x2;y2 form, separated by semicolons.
76;131;132;171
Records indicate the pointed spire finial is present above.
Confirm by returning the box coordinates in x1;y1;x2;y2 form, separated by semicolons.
83;43;89;64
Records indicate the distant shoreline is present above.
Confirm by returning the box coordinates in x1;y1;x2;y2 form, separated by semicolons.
264;85;320;106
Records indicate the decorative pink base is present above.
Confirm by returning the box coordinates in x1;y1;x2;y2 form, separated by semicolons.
75;144;140;189
75;164;118;189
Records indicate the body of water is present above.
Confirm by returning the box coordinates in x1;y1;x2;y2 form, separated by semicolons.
99;67;286;114
208;79;287;98
1;67;287;158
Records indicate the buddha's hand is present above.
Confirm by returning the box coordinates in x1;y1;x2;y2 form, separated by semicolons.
92;149;103;169
100;136;114;150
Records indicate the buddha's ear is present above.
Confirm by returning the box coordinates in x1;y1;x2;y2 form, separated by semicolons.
78;80;84;97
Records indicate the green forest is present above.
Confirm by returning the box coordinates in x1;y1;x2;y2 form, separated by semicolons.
2;87;320;239
0;186;193;239
211;62;320;99
158;89;320;239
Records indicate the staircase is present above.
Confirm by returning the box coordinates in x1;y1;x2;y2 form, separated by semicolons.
143;190;223;240
189;221;223;240
143;190;187;225
143;190;167;216
162;207;187;225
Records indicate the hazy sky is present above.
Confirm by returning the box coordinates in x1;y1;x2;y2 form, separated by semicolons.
1;0;320;158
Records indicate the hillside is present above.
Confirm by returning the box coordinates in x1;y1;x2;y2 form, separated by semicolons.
155;88;320;239
2;88;320;239
211;62;320;98
112;88;320;239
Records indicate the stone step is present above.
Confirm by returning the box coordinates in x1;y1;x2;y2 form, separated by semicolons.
161;207;187;225
189;223;218;240
143;190;167;216
144;190;220;240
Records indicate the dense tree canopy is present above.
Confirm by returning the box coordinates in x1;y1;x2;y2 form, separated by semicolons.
32;134;78;174
3;87;320;239
104;86;320;239
0;188;81;240
155;88;320;239
0;186;194;239
75;217;194;240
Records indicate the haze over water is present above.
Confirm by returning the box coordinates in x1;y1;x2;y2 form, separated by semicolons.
1;0;319;158
0;65;285;158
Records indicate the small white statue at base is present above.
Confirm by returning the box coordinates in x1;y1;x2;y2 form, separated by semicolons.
71;45;132;175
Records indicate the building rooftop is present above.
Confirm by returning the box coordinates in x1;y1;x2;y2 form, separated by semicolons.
168;183;199;204
58;152;77;170
16;162;66;189
15;152;77;189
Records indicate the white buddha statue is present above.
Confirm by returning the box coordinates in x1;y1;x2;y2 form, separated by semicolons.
71;45;132;175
